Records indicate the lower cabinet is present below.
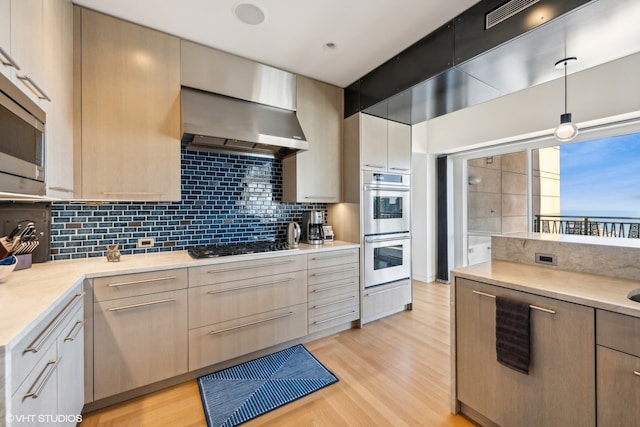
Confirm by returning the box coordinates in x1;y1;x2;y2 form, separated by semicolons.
361;279;412;325
90;269;188;401
188;254;308;371
307;249;360;333
8;285;84;427
455;278;596;427
595;309;640;426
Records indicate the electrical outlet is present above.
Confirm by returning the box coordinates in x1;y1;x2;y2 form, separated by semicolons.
137;238;154;248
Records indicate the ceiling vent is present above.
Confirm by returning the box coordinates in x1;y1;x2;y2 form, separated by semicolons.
486;0;540;29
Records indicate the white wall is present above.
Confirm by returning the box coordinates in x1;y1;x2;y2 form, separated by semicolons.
411;52;640;281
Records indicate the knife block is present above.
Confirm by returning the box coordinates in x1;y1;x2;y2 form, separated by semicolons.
15;254;32;270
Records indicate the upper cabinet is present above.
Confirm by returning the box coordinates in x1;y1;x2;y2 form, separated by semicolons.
359;114;411;173
0;0;11;80
10;0;48;105
43;0;74;198
283;76;343;203
76;8;181;201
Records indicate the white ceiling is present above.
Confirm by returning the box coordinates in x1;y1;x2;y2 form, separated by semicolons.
71;0;480;88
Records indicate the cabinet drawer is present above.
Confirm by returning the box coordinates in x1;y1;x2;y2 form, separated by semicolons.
189;254;306;287
188;271;307;328
309;276;360;302
308;290;359;334
189;304;308;371
309;305;359;334
11;286;84;395
362;280;411;323
308;262;359;287
597;309;640;357
11;342;59;424
307;249;359;269
93;268;187;301
93;289;188;400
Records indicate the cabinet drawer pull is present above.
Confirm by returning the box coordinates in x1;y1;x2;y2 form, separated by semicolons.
207;277;294;294
24;292;85;354
17;75;51;101
634;371;640;378
313;295;356;309
472;290;557;314
311;254;353;261
107;275;177;287
365;164;385;169
100;191;162;196
312;266;357;277
64;320;86;342
209;312;294;335
364;284;408;297
0;46;20;69
390;167;410;172
47;186;74;193
207;259;296;274
313;281;358;293
313;311;357;325
108;297;176;312
23;358;60;400
304;196;338;200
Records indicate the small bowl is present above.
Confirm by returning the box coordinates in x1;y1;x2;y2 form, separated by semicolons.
0;256;17;281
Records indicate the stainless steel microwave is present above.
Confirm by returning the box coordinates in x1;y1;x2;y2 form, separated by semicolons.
0;72;46;196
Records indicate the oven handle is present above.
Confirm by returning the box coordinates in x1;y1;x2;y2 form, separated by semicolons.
364;184;410;192
365;233;411;243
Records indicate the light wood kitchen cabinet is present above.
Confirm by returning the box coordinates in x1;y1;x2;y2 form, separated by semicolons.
455;277;595;427
10;0;47;106
359;114;411;173
8;286;84;427
283;76;343;203
596;309;640;426
92;269;188;400
76;8;181;201
307;249;360;333
43;0;74;198
0;0;10;80
361;280;412;324
387;120;411;172
188;254;308;371
360;113;388;171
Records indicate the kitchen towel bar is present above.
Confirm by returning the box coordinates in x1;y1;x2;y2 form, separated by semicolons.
473;290;556;314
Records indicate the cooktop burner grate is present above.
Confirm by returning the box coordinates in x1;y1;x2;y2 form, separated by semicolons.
188;241;291;258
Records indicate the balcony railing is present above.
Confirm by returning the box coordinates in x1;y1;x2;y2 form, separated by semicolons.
534;215;640;238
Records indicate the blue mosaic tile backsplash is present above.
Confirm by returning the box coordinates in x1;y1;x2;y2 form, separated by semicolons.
50;147;326;260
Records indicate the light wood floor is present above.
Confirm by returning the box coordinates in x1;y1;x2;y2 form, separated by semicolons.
81;281;473;426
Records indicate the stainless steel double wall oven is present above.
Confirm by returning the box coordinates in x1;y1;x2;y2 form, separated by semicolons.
362;171;411;288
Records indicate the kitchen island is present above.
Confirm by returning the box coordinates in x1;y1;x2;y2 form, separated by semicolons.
451;233;640;427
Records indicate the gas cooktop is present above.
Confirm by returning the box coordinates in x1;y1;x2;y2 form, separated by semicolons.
188;241;291;258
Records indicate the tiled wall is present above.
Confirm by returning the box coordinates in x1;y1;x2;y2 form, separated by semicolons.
50;147;326;260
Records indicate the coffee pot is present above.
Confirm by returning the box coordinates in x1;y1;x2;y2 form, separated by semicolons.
301;211;325;245
287;222;301;248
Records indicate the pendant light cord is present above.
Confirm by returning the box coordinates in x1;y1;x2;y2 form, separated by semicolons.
563;61;568;114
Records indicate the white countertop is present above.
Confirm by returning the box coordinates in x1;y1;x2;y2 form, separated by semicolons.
453;260;640;318
0;241;359;349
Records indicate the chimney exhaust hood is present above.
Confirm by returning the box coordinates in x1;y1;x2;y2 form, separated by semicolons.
180;40;307;159
181;87;307;159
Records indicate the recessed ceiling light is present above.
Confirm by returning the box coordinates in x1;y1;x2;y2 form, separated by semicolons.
233;3;266;26
323;42;337;51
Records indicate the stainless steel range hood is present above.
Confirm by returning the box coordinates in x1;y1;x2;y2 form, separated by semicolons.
181;87;307;159
180;40;307;159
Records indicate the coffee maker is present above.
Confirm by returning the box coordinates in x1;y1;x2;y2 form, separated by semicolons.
301;211;325;245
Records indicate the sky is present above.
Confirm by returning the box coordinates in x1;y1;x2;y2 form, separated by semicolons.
560;133;640;217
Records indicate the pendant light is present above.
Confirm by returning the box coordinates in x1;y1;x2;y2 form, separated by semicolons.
553;57;578;142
